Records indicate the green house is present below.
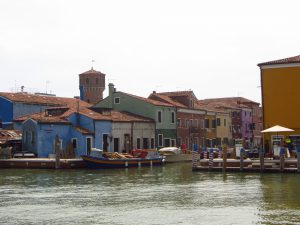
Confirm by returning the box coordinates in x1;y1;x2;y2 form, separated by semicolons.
92;84;177;148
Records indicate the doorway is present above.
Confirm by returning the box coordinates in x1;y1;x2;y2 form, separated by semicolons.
124;134;130;152
114;138;119;152
86;137;92;155
103;134;109;152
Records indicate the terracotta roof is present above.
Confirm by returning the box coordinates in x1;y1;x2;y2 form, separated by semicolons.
79;67;105;75
202;97;258;106
109;110;154;122
0;92;91;108
119;92;174;107
258;54;300;66
157;90;197;99
197;97;255;111
148;93;187;108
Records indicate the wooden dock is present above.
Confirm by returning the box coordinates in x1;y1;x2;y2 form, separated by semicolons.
193;158;299;173
0;158;85;169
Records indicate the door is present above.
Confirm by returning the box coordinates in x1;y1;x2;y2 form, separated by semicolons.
86;137;92;155
114;138;119;152
103;134;109;152
143;138;149;149
124;134;130;152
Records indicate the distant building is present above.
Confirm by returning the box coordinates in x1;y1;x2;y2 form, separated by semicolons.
79;68;105;104
149;91;206;150
258;54;300;152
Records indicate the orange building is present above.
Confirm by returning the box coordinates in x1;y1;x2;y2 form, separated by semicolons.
258;54;300;152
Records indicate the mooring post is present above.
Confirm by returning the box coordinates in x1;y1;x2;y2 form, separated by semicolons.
209;148;214;170
192;144;199;169
280;147;285;172
55;135;61;169
240;148;244;171
222;145;227;172
259;146;265;172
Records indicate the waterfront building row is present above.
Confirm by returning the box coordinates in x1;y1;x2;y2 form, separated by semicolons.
0;68;262;158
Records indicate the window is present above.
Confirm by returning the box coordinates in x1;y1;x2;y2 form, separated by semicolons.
216;118;221;126
205;119;210;128
158;111;162;123
59;139;63;150
86;78;89;84
212;119;216;128
96;78;99;84
151;138;155;149
72;138;77;149
224;119;226;126
201;119;205;129
177;119;181;128
171;112;175;124
31;131;35;144
158;134;163;147
137;138;141;149
186;119;189;128
114;97;120;104
194;119;198;128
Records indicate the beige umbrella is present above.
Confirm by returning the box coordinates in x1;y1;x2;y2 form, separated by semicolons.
261;125;294;133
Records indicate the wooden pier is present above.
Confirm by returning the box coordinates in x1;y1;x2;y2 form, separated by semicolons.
193;158;299;173
192;147;300;173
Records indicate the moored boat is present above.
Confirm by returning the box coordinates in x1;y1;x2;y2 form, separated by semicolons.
82;149;165;169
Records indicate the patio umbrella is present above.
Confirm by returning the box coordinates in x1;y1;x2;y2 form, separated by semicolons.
261;125;294;146
261;125;294;133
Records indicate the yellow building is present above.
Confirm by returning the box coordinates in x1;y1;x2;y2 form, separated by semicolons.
258;54;300;152
216;111;232;146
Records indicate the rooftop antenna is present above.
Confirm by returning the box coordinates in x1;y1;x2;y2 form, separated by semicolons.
46;80;50;94
91;59;95;70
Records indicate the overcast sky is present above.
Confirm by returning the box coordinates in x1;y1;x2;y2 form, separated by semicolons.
1;0;300;103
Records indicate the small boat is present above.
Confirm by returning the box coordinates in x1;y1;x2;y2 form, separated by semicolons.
82;149;165;169
158;147;181;156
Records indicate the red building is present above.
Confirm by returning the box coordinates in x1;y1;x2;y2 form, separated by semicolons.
149;91;206;150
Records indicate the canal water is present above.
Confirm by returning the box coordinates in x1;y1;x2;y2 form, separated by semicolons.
1;163;300;225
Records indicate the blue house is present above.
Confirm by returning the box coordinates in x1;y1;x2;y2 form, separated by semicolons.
15;105;155;158
0;92;90;129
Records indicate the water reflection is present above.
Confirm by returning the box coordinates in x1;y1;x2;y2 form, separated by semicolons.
0;164;300;224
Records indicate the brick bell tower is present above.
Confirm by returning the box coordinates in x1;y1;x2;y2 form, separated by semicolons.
79;67;105;104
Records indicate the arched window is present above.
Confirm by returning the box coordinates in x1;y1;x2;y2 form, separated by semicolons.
96;78;99;84
86;78;89;84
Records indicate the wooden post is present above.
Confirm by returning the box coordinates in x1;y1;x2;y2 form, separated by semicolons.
55;135;61;169
280;147;285;172
259;147;264;172
240;148;244;171
209;148;214;170
222;145;227;172
192;144;199;169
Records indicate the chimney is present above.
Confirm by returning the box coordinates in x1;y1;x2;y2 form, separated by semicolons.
153;91;156;94
109;83;115;97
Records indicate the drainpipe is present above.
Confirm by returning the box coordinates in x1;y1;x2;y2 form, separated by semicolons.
131;121;134;150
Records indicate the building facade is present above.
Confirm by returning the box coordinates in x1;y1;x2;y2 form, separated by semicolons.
93;84;177;149
258;54;300;152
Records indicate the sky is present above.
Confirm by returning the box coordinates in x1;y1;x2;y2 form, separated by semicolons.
1;0;300;104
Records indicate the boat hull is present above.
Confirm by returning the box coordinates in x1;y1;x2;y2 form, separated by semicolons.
81;155;164;169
